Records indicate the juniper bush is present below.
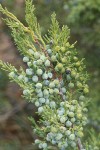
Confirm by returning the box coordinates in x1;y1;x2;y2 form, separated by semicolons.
0;0;90;149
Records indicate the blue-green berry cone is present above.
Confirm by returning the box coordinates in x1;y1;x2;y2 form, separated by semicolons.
45;59;50;67
32;75;38;82
36;83;42;89
26;69;33;75
23;56;29;62
37;69;43;76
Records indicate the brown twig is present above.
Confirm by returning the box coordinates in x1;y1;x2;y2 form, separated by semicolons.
77;138;84;150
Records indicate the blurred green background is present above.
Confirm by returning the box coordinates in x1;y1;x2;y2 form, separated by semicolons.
0;0;100;149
